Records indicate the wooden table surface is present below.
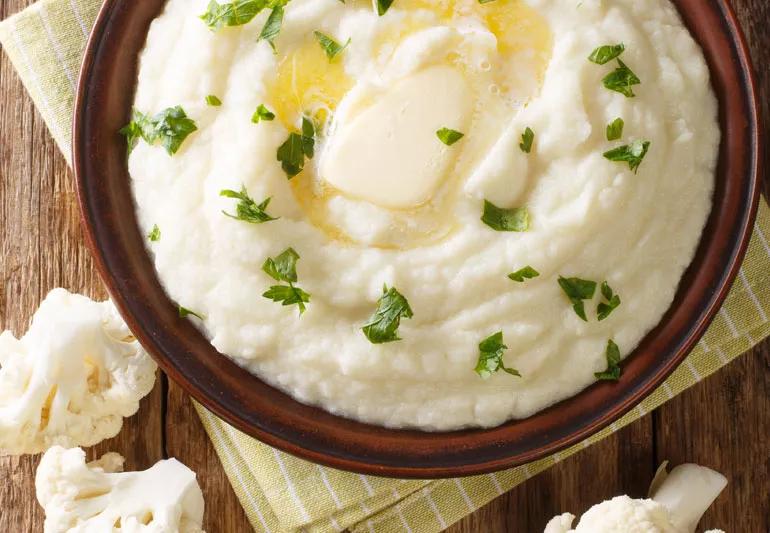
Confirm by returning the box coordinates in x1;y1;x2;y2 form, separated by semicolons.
1;0;768;531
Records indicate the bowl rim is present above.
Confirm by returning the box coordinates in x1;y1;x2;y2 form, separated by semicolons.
73;0;763;478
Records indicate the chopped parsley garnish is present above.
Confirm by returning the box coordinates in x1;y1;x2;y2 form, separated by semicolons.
313;31;350;61
258;3;285;51
361;286;413;344
277;116;315;178
478;0;496;3
262;247;311;315
595;339;622;381
120;106;198;156
475;331;521;379
205;95;222;107
148;225;161;242
558;276;597;321
602;59;641;97
588;43;639;97
606;117;624;141
263;247;299;282
300;116;315;158
588;43;625;65
178;306;205;320
220;186;277;224
252;104;276;123
508;266;539;283
481;200;529;232
436;127;464;146
263;285;311;313
277;133;305;177
376;0;394;16
597;281;621;321
200;0;269;31
603;139;651;173
519;127;534;153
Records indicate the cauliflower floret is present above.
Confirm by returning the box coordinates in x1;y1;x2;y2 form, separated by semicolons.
544;496;678;532
544;513;576;533
0;288;157;455
36;446;205;533
543;463;727;533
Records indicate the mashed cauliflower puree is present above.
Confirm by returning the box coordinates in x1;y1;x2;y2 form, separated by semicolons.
127;0;718;430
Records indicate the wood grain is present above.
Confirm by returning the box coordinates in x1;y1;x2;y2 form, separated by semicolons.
0;0;767;531
0;0;165;529
165;382;253;533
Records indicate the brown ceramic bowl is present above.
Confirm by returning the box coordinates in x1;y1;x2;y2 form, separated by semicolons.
73;0;762;478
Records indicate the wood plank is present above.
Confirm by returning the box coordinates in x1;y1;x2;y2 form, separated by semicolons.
654;345;770;533
447;419;654;532
0;0;164;528
0;3;46;530
165;382;254;533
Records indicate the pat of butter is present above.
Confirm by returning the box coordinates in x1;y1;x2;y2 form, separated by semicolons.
320;66;472;209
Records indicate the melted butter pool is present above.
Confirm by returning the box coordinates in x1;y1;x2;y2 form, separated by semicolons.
264;0;552;249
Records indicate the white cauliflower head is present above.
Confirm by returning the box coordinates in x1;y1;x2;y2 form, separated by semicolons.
36;446;205;533
544;463;727;533
544;496;678;533
0;288;157;455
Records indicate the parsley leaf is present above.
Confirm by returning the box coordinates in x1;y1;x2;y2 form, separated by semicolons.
595;339;622;381
220;186;277;224
602;59;641;97
519;127;534;153
262;247;299;282
603;139;651;173
148;225;161;242
597;281;621;321
588;43;625;65
277;133;305;177
200;0;269;31
475;331;521;379
263;285;311;313
301;115;315;157
261;248;310;314
277;117;315;178
481;200;529;232
606;117;624;141
118;110;151;154
376;0;394;16
179;305;205;320
252;104;276;123
120;106;198;155
508;266;539;283
205;95;222;106
151;107;198;154
362;286;413;344
478;0;496;3
314;31;350;61
436;127;464;146
259;3;285;51
558;276;597;321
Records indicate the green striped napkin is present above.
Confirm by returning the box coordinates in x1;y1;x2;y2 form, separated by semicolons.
2;1;769;532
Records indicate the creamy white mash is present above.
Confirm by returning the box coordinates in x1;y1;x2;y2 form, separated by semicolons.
128;0;718;429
